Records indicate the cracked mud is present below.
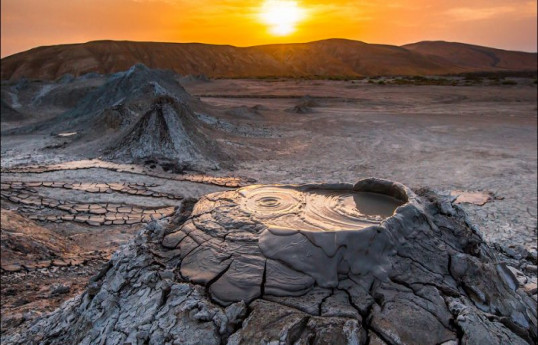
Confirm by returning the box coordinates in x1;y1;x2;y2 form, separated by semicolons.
1;66;536;344
4;178;537;345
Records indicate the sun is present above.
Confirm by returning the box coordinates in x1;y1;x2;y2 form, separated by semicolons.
259;0;306;36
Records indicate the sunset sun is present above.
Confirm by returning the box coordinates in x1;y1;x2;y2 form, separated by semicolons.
259;0;306;36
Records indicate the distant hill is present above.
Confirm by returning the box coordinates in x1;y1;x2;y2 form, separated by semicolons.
402;41;537;71
1;39;536;80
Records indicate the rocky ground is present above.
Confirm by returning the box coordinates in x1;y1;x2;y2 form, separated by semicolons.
1;70;536;343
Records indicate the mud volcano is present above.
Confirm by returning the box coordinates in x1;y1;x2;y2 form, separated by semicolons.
106;95;224;170
242;183;405;289
7;178;537;345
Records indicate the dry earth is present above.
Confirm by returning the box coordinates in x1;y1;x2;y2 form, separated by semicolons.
1;74;537;341
185;78;537;250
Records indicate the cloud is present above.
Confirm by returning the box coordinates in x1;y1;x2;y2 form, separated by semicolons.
445;5;516;21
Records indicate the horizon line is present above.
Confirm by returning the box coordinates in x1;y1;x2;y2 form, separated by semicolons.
3;37;537;59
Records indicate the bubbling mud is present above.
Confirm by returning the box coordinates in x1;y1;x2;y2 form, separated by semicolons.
240;185;405;232
169;179;417;302
241;186;303;217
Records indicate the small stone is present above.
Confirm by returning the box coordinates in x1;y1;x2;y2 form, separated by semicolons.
75;215;90;222
33;261;52;269
58;204;72;212
87;282;101;296
524;265;537;274
2;264;22;272
74;204;90;212
26;182;42;187
506;266;527;286
501;245;528;260
523;283;537;295
89;208;107;215
87;220;102;226
53;260;69;267
527;249;538;263
50;284;70;296
70;259;84;266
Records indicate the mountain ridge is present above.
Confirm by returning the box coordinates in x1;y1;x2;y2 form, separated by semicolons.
2;39;536;80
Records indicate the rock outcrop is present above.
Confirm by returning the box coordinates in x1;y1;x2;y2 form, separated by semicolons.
3;178;536;345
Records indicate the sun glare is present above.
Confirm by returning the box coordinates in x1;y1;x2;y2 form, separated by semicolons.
259;0;305;36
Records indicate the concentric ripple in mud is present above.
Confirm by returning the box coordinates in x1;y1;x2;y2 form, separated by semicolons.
240;185;404;231
240;186;303;217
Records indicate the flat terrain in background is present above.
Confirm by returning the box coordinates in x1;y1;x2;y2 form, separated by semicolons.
185;78;537;248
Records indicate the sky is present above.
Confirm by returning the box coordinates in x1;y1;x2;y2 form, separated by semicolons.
1;0;537;58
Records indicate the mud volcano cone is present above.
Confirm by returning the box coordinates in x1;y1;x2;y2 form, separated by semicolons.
106;95;220;170
7;178;537;345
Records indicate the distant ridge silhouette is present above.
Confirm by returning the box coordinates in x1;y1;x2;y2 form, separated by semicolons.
2;39;536;80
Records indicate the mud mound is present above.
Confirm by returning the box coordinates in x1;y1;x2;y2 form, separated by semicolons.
1;75;103;126
106;96;223;170
5;64;195;134
5;178;536;345
99;104;136;130
58;64;195;130
25;83;100;111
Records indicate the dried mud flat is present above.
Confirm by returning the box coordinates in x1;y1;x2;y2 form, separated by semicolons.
1;73;537;343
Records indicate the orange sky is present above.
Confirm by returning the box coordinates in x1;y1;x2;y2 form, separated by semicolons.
1;0;537;58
